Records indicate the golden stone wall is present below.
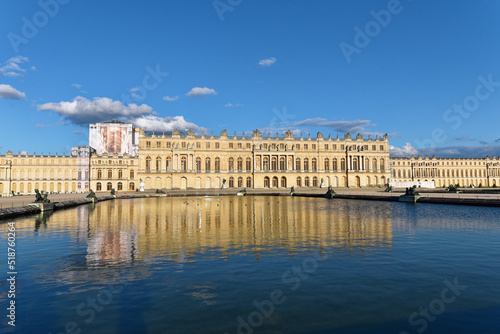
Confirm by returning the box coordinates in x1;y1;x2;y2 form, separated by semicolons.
390;156;500;187
136;129;391;190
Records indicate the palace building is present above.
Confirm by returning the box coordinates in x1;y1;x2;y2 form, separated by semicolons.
1;120;499;195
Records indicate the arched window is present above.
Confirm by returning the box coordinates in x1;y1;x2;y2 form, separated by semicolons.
372;159;377;171
237;158;243;171
304;158;309;171
215;157;220;171
324;158;330;171
97;169;102;179
129;182;135;190
353;157;358;171
237;177;243;187
108;169;112;179
229;177;234;188
296;158;301;171
246;177;252;188
107;182;112;191
117;182;123;190
272;176;278;188
380;159;385;171
246;158;252;171
181;156;187;171
263;157;269;170
146;156;151;171
166;157;172;171
229;157;234;171
156;157;161;171
312;158;317;171
96;182;102;191
196;157;202;171
281;177;287;188
264;176;270;188
332;158;338;171
205;158;211;171
341;158;346;171
280;157;286;170
304;176;310;187
312;177;318;187
271;157;278;170
296;177;302;187
130;169;134;179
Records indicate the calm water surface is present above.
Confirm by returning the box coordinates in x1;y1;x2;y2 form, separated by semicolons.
1;196;499;334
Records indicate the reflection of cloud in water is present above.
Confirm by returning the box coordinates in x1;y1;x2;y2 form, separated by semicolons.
186;283;218;305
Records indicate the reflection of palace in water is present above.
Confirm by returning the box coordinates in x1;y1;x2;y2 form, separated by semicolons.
59;197;394;264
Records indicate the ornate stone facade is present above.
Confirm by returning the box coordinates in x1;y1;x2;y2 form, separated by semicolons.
1;120;499;195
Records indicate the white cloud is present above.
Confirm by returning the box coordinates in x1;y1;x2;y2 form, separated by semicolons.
123;115;207;133
71;83;82;89
0;84;26;100
186;87;217;97
37;96;152;125
390;143;419;157
163;95;179;102
258;57;277;67
291;118;376;134
225;103;244;108
0;56;29;77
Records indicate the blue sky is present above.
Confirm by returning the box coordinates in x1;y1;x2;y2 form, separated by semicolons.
1;0;500;157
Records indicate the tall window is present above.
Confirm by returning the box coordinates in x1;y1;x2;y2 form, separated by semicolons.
166;157;171;171
246;158;252;171
341;158;346;171
372;159;377;171
96;182;102;191
118;170;123;179
296;158;301;171
97;169;102;179
146;156;151;171
272;157;278;170
304;177;310;187
196;157;202;171
229;177;234;188
237;158;243;171
280;157;286;170
156;157;161;171
215;157;220;171
238;177;243;187
181;156;187;171
205;158;211;171
229;158;234;171
324;158;329;171
380;159;385;171
108;169;112;179
246;177;252;188
130;170;134;179
312;159;317;171
304;158;309;171
296;177;302;187
263;157;269;170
